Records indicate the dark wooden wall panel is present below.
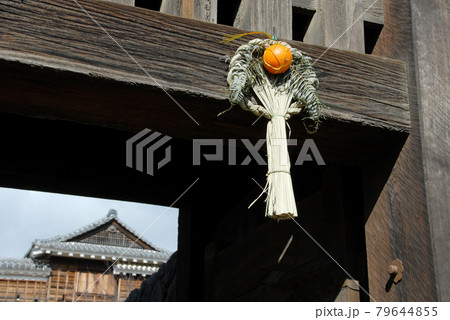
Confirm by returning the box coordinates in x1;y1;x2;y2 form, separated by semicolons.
205;165;368;301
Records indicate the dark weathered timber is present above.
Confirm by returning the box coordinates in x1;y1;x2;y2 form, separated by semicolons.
209;166;367;301
160;0;217;23
410;0;450;302
363;0;437;302
0;0;408;132
293;0;383;25
292;0;317;11
0;0;409;166
0;112;193;208
104;0;134;6
234;0;293;40
304;0;365;52
362;0;384;25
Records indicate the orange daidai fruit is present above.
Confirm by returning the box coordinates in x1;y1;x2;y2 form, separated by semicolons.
263;43;293;74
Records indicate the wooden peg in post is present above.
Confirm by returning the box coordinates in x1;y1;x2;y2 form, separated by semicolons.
388;259;403;284
388;265;398;274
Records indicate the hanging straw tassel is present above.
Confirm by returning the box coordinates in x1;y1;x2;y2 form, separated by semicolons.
250;80;297;219
225;38;324;220
265;116;297;219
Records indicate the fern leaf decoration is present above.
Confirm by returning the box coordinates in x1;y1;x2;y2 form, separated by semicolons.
227;39;324;133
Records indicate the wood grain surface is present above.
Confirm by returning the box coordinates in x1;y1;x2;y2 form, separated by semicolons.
0;0;410;166
362;0;384;25
363;0;438;302
304;0;365;53
292;0;317;11
160;0;217;23
234;0;293;40
410;0;450;301
0;0;409;132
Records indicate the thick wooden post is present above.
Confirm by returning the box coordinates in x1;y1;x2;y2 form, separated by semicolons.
161;0;217;23
363;0;438;301
303;0;365;52
362;0;384;25
410;0;450;302
334;279;360;302
175;201;194;301
292;0;317;11
234;0;293;40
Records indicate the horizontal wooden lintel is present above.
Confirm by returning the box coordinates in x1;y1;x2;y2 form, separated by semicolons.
0;0;409;165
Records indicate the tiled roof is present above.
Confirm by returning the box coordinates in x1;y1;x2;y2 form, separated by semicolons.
30;240;170;262
0;258;51;281
35;209;161;250
27;210;172;263
113;263;159;277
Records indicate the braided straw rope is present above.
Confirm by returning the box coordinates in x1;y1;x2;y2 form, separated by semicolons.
226;39;324;220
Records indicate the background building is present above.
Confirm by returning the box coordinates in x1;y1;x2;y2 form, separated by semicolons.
0;209;171;302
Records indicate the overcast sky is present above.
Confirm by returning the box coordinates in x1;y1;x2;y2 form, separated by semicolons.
0;187;178;259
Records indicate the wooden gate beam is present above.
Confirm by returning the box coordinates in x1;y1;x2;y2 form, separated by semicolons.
0;0;409;165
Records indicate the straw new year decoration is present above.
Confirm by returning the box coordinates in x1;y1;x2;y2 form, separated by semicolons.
222;33;324;220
